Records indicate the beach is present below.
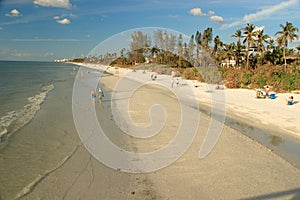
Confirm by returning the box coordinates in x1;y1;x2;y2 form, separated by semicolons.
17;63;300;199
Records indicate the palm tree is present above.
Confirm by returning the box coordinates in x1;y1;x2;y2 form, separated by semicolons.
275;21;299;71
231;29;242;46
195;30;202;59
188;35;195;60
231;29;244;66
219;43;235;67
202;27;213;50
256;30;270;65
242;23;257;69
213;35;222;56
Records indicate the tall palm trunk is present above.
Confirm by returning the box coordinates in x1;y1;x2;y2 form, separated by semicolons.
246;41;250;69
283;46;287;72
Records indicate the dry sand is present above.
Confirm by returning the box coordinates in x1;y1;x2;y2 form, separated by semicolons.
20;63;300;200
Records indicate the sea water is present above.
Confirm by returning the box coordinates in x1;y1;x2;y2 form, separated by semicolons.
0;61;80;199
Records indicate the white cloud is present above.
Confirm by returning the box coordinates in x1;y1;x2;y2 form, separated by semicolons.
208;10;215;16
243;0;298;22
210;15;224;23
53;16;60;20
33;0;73;9
189;8;206;16
56;18;71;24
221;21;243;29
5;9;21;17
222;0;298;29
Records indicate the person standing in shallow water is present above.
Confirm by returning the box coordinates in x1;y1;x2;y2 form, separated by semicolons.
91;89;96;103
98;87;104;102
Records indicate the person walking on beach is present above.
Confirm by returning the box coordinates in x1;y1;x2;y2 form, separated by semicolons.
98;87;104;102
171;78;174;88
176;78;179;87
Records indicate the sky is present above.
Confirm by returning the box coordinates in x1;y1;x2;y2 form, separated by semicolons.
0;0;299;61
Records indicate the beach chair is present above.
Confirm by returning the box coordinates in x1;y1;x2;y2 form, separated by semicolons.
256;90;266;99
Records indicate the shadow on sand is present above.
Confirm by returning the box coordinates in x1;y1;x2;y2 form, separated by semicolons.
242;188;300;200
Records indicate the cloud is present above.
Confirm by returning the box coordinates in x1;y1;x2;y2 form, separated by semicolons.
222;0;298;29
33;0;73;9
189;8;206;16
53;15;71;24
221;21;243;29
56;18;70;24
189;8;225;24
208;10;215;16
209;15;224;23
243;0;298;22
5;9;21;17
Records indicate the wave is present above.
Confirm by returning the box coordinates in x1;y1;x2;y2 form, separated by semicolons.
0;84;54;145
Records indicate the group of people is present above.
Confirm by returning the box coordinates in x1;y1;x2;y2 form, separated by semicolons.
256;85;295;105
256;85;274;99
91;87;104;103
150;73;157;81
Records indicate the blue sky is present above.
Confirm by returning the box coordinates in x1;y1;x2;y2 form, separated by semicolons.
0;0;299;61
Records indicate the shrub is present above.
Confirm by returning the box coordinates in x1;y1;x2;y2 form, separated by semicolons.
241;73;252;87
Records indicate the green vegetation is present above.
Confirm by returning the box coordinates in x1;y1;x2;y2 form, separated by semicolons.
69;21;300;92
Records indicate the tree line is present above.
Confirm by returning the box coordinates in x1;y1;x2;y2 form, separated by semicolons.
77;22;300;91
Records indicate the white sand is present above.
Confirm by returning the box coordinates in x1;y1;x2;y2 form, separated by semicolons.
188;81;300;140
79;62;300;140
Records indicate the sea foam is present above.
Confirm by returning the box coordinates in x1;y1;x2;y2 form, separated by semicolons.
0;84;54;143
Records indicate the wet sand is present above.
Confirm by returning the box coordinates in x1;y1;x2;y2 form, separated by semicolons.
19;66;300;200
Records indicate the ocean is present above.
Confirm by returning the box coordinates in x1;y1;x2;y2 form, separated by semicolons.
0;61;80;199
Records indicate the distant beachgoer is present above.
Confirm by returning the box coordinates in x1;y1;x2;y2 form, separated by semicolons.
91;89;96;102
265;86;270;97
215;85;224;90
171;70;176;77
287;96;294;105
171;79;174;88
176;78;179;87
98;88;104;102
